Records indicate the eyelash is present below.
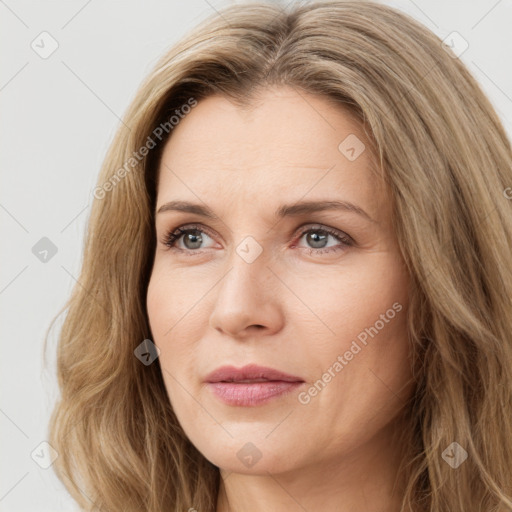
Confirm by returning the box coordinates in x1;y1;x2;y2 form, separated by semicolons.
160;223;354;257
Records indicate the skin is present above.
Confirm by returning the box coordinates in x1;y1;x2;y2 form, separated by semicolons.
146;86;415;512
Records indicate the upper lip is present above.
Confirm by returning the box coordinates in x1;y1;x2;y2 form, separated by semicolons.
205;364;304;383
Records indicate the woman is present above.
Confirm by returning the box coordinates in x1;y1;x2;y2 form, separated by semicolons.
46;1;512;511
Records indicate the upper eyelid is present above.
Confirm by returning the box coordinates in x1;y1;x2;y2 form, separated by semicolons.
172;223;221;242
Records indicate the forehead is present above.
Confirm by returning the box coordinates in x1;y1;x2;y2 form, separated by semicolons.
156;88;387;219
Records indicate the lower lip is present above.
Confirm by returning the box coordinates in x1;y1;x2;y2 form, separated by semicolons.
207;381;303;406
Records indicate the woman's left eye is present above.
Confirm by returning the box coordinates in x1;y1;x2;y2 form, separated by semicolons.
294;226;354;254
160;224;354;256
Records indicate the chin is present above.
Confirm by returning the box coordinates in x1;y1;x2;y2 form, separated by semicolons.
191;434;303;475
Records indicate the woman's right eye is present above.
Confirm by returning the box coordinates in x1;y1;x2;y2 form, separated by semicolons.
161;224;216;254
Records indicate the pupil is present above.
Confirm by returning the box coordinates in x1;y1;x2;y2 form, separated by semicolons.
308;231;327;248
184;230;202;249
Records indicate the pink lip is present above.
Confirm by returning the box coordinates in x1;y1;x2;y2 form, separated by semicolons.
205;364;305;406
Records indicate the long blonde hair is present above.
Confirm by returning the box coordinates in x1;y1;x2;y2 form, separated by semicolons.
45;1;512;510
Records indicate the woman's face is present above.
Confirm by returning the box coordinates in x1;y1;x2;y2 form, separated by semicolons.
147;87;413;475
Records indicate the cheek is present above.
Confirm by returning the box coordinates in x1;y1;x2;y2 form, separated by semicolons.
294;254;412;412
332;264;410;397
146;271;200;413
146;261;200;338
146;262;220;393
146;268;199;368
294;253;409;357
290;257;411;443
146;271;169;341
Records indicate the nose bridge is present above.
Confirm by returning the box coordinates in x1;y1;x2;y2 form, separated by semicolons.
220;235;272;308
208;234;283;336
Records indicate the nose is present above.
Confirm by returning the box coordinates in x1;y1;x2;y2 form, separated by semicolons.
208;247;285;339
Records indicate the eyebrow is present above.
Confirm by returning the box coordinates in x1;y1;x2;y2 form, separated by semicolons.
156;199;375;223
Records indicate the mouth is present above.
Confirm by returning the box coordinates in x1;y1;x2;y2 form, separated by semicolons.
205;363;304;383
204;364;305;406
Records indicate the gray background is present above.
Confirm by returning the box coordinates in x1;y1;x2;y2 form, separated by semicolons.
1;0;511;510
